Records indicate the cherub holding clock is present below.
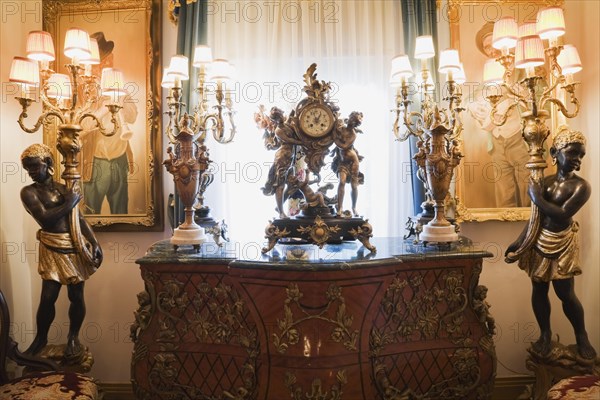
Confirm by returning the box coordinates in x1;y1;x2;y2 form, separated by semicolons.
332;111;364;217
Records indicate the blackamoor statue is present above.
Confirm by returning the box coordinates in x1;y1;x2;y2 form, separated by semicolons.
20;143;102;371
506;128;596;360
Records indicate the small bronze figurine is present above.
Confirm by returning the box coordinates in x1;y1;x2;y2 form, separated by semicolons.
20;144;102;358
506;128;596;360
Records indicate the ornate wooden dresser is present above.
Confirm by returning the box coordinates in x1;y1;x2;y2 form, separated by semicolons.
131;238;496;399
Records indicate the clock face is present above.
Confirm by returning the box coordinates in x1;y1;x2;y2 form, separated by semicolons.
299;104;334;138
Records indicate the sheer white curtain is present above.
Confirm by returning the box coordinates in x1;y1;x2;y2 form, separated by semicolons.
204;0;413;242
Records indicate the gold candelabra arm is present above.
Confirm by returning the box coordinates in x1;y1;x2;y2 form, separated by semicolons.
77;77;103;119
544;96;580;120
16;97;65;133
540;77;581;119
391;86;424;141
218;107;237;144
502;85;528;110
169;86;185;125
391;89;409;141
403;111;425;140
200;82;236;144
448;105;465;141
78;103;122;137
487;99;520;127
164;116;177;144
163;91;180;144
544;45;563;76
391;107;403;140
497;52;515;81
66;64;82;112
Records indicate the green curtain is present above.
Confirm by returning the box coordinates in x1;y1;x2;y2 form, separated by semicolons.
176;0;208;115
400;0;439;216
171;0;208;227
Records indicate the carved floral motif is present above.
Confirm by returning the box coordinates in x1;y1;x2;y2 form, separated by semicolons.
273;283;358;354
370;269;489;398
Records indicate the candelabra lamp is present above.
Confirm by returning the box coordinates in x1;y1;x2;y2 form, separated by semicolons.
482;7;582;262
255;64;375;254
390;36;465;244
162;46;236;250
9;29;125;267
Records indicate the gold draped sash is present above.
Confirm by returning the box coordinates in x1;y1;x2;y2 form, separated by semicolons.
518;222;581;282
37;231;98;285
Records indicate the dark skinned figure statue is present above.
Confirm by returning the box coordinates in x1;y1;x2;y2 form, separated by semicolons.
506;128;596;360
20;144;102;358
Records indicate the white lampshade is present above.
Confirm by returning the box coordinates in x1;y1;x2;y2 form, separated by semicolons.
100;68;126;97
414;35;435;59
209;59;231;81
537;7;565;41
557;44;582;75
492;17;518;50
454;63;466;84
438;49;461;73
80;38;101;65
193;45;213;67
161;68;176;88
46;73;72;100
390;55;413;86
518;23;537;38
482;59;504;84
515;35;545;69
63;28;91;61
26;31;55;62
166;55;189;81
9;57;40;86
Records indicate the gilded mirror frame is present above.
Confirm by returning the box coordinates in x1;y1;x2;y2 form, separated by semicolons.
447;0;563;222
42;0;163;231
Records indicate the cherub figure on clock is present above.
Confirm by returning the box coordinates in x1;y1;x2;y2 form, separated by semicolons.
332;111;364;217
255;64;375;254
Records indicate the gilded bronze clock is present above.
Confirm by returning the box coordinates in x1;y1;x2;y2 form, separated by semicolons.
298;102;335;138
257;63;375;254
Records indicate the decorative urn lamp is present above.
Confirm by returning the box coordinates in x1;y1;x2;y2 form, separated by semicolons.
390;36;465;244
162;47;236;251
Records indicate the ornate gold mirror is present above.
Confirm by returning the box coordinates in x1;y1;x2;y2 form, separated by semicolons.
42;0;163;231
448;0;562;222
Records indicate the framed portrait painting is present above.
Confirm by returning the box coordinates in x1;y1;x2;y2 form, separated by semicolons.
447;0;562;221
42;0;163;231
